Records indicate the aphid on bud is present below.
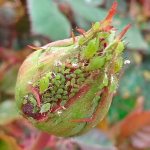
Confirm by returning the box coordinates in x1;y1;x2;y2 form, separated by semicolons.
15;1;130;137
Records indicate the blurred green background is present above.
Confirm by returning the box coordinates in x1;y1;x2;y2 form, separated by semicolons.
0;0;150;150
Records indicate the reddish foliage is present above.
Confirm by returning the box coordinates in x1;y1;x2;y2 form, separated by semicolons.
118;111;150;140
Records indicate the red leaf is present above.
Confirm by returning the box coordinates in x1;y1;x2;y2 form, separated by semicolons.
119;111;150;139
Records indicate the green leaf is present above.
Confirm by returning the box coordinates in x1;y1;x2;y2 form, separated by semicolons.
118;64;144;98
0;66;18;96
73;129;116;148
83;0;104;6
108;96;136;124
27;0;71;41
0;100;20;125
67;0;106;22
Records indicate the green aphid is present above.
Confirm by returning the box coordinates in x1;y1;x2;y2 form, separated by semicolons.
23;99;28;105
103;73;108;86
71;88;79;93
43;97;52;103
92;95;101;108
77;77;85;83
39;76;50;93
37;63;44;70
63;91;68;95
87;56;106;71
54;80;61;87
109;76;118;92
69;93;75;98
66;81;71;87
64;69;70;74
59;64;65;72
63;86;68;91
60;100;67;106
66;75;71;79
29;96;37;106
78;37;85;45
106;53;112;61
93;95;101;104
51;97;57;102
53;86;58;92
108;31;116;43
33;107;39;114
71;73;76;78
73;84;79;88
55;67;59;72
116;42;125;54
114;57;123;73
78;73;84;78
40;103;51;114
56;94;62;99
62;96;68;100
43;92;51;98
57;89;64;94
93;22;100;31
60;84;65;89
83;39;98;59
51;90;56;95
74;69;82;75
71;78;76;85
55;74;61;80
46;72;52;79
61;76;66;83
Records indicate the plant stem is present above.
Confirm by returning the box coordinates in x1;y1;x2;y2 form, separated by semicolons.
30;132;53;150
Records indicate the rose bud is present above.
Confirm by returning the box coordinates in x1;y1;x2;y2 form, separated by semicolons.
15;2;130;137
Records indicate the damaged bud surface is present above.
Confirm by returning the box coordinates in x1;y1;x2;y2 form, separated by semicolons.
15;2;130;137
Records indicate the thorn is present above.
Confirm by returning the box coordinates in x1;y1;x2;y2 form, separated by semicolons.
117;24;131;40
122;37;127;41
76;27;86;37
71;117;93;123
124;42;129;47
104;1;118;23
29;86;41;107
71;31;76;43
27;45;43;50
